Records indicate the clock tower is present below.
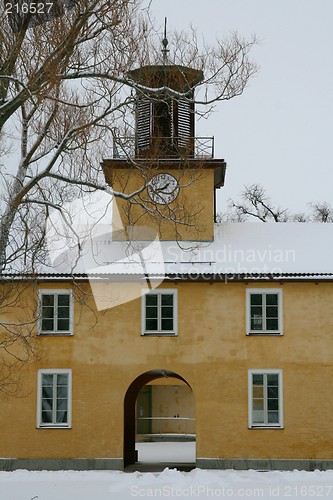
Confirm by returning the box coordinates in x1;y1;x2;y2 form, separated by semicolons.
102;41;226;242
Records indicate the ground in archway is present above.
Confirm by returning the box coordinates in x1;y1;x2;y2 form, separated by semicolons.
125;441;196;472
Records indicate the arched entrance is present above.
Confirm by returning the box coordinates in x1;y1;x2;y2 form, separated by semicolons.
124;370;195;468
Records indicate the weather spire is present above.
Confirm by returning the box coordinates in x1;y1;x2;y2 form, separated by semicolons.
161;17;169;64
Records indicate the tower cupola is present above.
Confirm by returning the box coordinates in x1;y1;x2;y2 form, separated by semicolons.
128;64;203;158
128;18;204;159
102;24;226;242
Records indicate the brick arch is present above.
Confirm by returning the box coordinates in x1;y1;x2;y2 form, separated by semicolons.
123;370;192;466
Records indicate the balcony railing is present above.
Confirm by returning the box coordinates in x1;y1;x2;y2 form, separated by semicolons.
112;137;214;160
136;417;196;438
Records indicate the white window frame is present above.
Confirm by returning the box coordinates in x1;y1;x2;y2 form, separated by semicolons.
141;289;178;336
38;289;74;335
248;369;283;429
37;369;72;428
246;288;283;335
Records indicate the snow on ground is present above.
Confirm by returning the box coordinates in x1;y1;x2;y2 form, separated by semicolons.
1;443;333;500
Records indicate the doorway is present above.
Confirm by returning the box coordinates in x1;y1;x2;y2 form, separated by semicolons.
124;370;196;471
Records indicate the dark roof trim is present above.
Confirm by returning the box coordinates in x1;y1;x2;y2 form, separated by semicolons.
1;272;333;283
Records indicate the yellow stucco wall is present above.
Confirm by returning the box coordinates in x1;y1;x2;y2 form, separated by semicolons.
0;280;333;461
111;167;215;241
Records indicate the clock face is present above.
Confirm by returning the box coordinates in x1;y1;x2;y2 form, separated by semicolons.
147;173;179;205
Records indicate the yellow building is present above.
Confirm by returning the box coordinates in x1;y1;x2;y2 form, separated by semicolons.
1;58;333;471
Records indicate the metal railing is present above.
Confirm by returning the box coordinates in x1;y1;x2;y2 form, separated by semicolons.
112;137;214;160
136;417;196;438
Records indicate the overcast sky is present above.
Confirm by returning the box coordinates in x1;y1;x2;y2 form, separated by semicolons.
148;0;333;216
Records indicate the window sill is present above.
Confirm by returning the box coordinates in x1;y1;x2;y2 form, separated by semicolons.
38;332;73;336
37;425;71;429
142;332;177;337
249;426;284;430
247;332;283;336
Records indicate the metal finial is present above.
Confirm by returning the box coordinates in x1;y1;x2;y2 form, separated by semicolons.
161;17;169;63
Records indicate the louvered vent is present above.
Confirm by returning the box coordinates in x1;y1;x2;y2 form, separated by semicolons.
178;99;192;149
136;99;151;151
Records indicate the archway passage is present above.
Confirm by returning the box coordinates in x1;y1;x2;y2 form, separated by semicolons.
124;370;195;470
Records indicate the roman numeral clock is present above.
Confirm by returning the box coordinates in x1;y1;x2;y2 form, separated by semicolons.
147;173;180;205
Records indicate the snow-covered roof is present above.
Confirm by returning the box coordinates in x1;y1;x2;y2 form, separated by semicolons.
2;189;332;282
3;222;333;282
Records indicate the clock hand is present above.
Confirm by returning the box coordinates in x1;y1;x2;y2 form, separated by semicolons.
156;182;170;193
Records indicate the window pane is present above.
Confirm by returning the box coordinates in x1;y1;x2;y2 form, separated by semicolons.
146;318;158;331
161;318;173;331
266;319;279;331
42;306;54;319
57;319;70;331
146;294;157;306
146;306;158;318
162;306;173;319
57;306;70;319
56;410;68;423
266;294;278;306
42;398;53;410
57;386;68;398
267;398;279;410
42;295;54;306
42;373;54;386
161;294;173;306
252;374;264;385
266;306;278;318
267;374;279;385
268;386;279;398
56;398;68;411
253;399;264;411
58;294;70;306
42;384;53;398
250;294;262;305
57;374;68;386
41;410;53;423
268;411;279;423
253;386;264;399
253;409;264;424
42;319;54;331
251;306;263;316
251;315;263;330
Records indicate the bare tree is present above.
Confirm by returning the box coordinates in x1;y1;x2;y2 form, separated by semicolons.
0;279;39;395
225;184;290;222
0;0;258;389
0;0;258;272
310;202;333;222
223;183;332;223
